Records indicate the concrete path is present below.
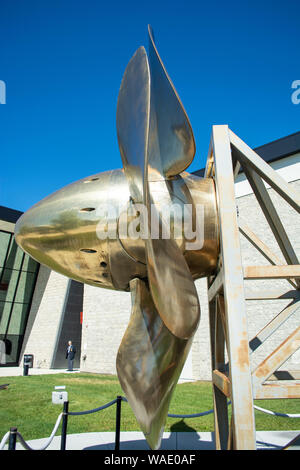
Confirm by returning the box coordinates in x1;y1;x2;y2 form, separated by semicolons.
2;430;300;450
0;367;80;376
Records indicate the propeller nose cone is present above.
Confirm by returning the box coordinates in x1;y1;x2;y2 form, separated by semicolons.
14;170;121;289
14;213;25;245
14;196;62;266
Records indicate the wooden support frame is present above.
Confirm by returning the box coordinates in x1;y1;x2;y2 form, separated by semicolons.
206;125;300;450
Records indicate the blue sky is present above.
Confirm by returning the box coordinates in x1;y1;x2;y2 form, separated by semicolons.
0;0;299;211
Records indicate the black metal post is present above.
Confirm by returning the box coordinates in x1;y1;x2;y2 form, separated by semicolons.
60;401;69;450
23;364;29;376
8;427;17;450
115;396;122;451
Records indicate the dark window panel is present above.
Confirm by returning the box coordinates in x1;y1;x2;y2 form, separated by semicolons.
0;231;11;268
15;271;37;304
5;241;23;272
7;302;29;336
0;270;19;303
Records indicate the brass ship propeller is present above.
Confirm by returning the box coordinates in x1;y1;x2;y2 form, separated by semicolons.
15;25;219;450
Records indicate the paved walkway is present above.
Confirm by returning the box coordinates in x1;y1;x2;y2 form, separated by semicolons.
0;367;80;377
1;367;299;450
2;430;300;450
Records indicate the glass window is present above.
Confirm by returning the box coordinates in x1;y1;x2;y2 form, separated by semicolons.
7;302;29;336
0;231;12;273
0;269;19;303
5;241;24;272
0;334;22;365
0;301;6;324
0;301;12;335
15;271;36;304
22;254;39;273
0;229;39;365
0;283;9;302
0;280;9;293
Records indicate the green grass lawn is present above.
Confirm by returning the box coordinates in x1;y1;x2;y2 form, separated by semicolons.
0;373;299;442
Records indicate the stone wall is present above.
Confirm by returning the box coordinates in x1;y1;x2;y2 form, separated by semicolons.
237;179;300;374
80;278;212;380
80;285;131;374
20;267;70;369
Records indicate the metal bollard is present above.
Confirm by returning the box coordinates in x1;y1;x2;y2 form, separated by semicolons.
8;427;17;450
115;396;122;451
23;364;29;376
60;401;69;450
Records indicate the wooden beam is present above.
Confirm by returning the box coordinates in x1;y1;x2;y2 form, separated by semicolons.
239;220;298;288
212;125;256;450
254;381;300;399
229;129;300;213
249;300;300;353
204;137;214;178
252;326;300;389
241;167;300;287
216;294;228;350
244;265;300;280
209;297;230;450
213;370;231;397
268;370;300;381
239;220;284;266
233;160;241;179
245;288;300;300
208;268;224;302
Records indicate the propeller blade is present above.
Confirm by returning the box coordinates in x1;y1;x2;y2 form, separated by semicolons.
147;24;196;179
116;46;150;203
116;26;196;202
144;185;200;339
116;278;193;450
145;27;200;339
116;27;200;339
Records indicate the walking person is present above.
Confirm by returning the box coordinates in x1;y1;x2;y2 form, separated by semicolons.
66;340;76;371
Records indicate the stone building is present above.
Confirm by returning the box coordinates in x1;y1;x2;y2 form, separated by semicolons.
0;130;299;380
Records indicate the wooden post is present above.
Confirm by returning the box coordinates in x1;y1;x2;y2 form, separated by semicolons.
206;124;300;450
207;125;256;449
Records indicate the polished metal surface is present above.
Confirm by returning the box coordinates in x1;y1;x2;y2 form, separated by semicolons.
147;25;196;179
14;170;148;291
144;27;200;339
14;25;220;450
116;46;150;204
117;278;193;450
144;184;201;339
15;171;218;289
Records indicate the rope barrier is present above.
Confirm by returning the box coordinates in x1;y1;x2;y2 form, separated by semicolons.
68;398;118;416
1;395;299;450
169;402;300;419
253;404;300;419
169;401;300;419
15;413;63;451
0;432;10;451
0;413;63;451
168;409;214;418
